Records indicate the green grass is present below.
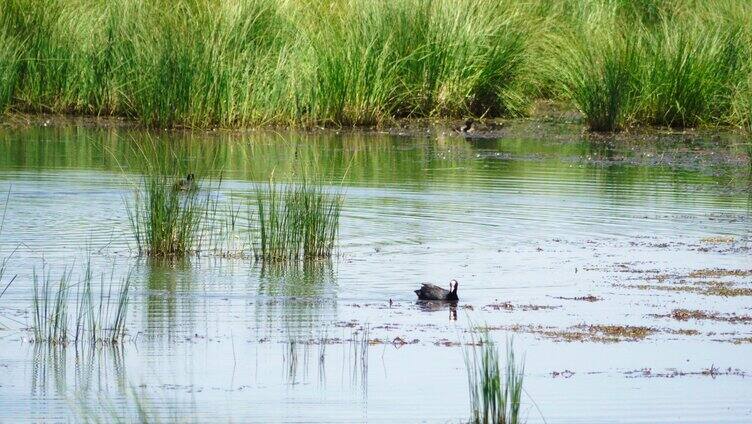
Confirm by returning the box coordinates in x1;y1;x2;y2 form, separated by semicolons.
547;2;751;131
32;266;73;344
640;22;747;128
734;75;752;133
0;28;20;112
464;329;524;424
253;178;342;261
122;136;221;257
31;263;131;346
126;174;211;257
1;0;751;132
74;262;132;345
556;26;640;131
0;0;537;127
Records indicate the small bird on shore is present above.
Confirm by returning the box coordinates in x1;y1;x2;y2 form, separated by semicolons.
173;173;197;192
455;118;474;134
414;280;459;301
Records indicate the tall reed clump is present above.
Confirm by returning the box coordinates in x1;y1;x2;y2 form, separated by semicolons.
254;179;342;261
123;0;293;127
556;27;641;132
123;136;219;257
464;329;525;424
127;174;211;257
3;0;752;131
0;0;293;126
298;0;535;125
640;21;747;128
31;264;131;346
0;28;21;112
0;0;537;127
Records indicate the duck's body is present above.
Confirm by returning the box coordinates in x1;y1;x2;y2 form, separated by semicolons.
173;174;197;192
414;280;459;301
455;118;474;134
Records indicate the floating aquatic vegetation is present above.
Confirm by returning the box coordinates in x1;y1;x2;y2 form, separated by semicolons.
657;309;752;324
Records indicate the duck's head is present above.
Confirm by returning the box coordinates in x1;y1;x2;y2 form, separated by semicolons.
450;279;459;294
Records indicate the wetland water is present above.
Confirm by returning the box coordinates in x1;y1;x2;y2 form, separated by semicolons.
0;125;751;422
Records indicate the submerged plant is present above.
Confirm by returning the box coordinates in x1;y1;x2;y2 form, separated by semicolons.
464;329;525;424
253;178;342;261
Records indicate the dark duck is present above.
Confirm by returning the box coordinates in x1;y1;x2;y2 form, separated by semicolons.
455;118;474;134
414;279;459;301
173;173;198;192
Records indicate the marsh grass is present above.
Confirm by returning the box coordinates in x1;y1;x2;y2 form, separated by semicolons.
2;0;752;131
0;0;537;127
31;263;132;346
253;178;342;261
300;0;535;124
464;330;525;424
74;263;132;345
205;192;250;258
641;23;747;128
32;266;73;344
123;136;223;257
557;29;640;131
127;174;214;257
0;28;20;112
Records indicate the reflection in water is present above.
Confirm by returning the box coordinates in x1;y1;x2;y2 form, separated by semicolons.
30;344;127;399
141;258;196;343
30;344;66;397
258;260;337;297
254;260;338;341
417;301;458;321
282;327;370;397
73;383;197;423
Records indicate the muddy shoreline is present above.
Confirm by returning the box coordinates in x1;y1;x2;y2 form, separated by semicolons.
3;102;750;143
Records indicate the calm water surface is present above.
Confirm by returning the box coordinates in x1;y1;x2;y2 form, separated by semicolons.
0;127;750;423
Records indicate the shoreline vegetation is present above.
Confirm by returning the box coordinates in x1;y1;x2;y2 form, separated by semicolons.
0;0;750;133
